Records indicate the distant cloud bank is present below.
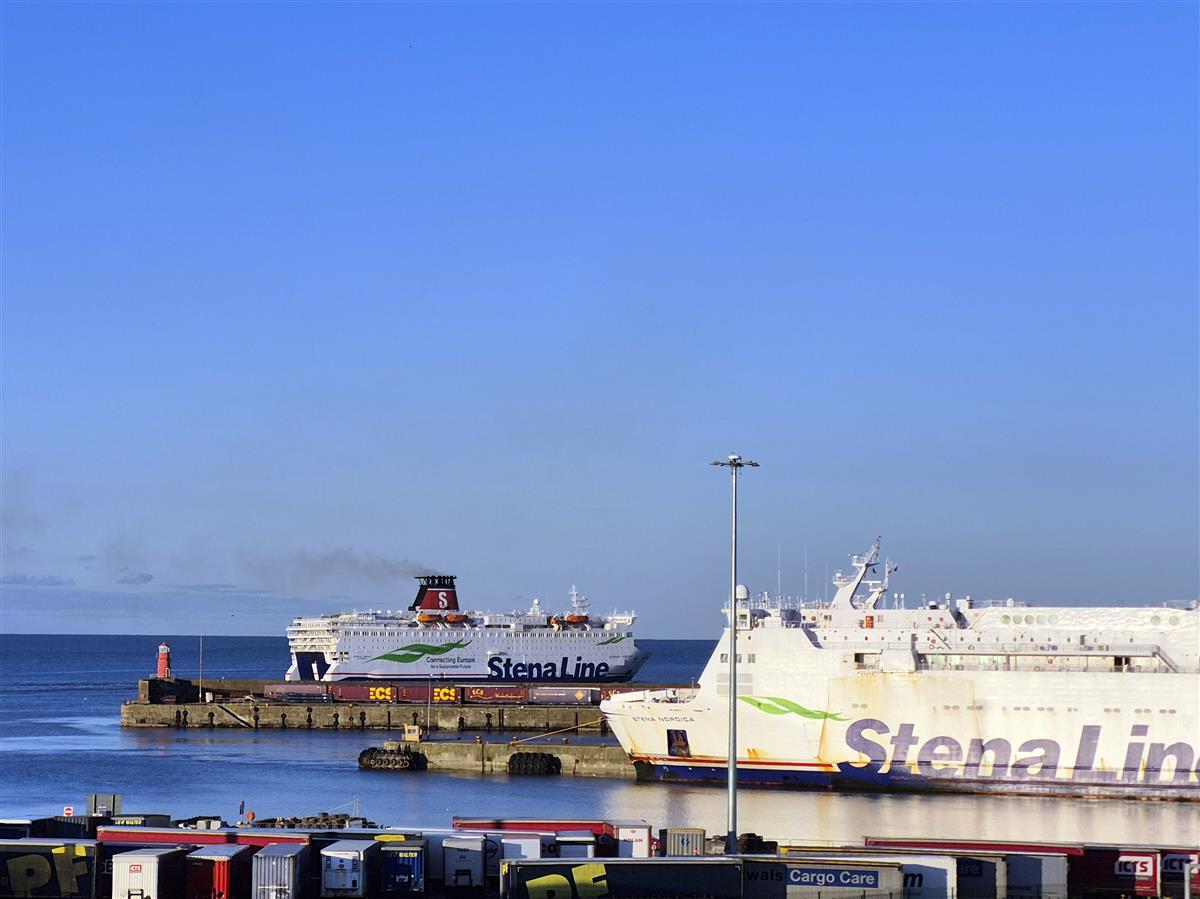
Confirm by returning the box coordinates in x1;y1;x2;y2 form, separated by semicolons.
0;573;76;587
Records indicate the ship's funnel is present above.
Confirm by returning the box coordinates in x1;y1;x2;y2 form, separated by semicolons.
411;574;459;611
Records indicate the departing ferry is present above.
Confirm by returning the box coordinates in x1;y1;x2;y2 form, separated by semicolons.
601;540;1199;799
285;575;644;682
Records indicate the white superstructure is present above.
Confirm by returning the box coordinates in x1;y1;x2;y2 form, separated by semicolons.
602;540;1199;799
286;576;644;682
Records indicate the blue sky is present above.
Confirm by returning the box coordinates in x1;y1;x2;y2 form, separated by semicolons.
2;1;1196;638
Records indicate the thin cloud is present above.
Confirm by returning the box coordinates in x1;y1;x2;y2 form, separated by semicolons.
0;573;76;587
167;583;276;595
117;572;154;585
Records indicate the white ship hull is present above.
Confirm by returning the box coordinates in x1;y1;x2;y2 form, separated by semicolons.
602;542;1199;800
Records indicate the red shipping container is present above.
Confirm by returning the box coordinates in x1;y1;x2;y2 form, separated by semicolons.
233;829;310;847
330;683;400;702
1070;848;1160;897
463;685;529;704
186;843;253;899
98;826;231;845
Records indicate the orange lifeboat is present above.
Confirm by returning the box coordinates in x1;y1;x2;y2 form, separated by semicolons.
444;613;470;625
416;612;442;625
564;613;589;626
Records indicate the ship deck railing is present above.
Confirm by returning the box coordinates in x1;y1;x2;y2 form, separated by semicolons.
853;641;1195;674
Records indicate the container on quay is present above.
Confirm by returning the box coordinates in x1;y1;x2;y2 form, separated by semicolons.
111;846;188;899
185;844;253;899
1069;848;1161;898
779;849;959;899
742;857;906;897
442;835;485;889
463;685;530;704
659;827;705;857
1004;854;1069;899
555;832;596;860
0;839;96;898
265;683;330;701
1163;851;1200;895
607;821;651;858
97;825;228;846
251;842;311;899
379;839;427;896
320;840;379;898
528;686;600;705
500;858;744;899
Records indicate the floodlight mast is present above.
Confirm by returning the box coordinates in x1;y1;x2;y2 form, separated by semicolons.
710;453;758;856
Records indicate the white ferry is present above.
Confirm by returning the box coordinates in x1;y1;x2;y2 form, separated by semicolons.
285;575;644;682
601;540;1199;799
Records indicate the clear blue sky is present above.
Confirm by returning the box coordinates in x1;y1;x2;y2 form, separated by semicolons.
2;1;1196;637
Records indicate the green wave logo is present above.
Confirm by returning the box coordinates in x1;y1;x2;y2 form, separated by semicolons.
597;635;626;646
739;696;847;721
372;640;472;664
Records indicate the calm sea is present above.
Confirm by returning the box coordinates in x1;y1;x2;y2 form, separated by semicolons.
0;634;1194;846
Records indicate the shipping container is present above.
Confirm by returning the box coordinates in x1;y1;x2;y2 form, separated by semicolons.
527;687;600;705
98;825;230;846
555;832;595;860
500;858;744;899
442;836;485;890
1163;851;1200;897
1069;848;1161;898
0;839;97;899
264;683;329;701
186;843;254;899
955;853;1007;899
1005;854;1070;899
111;846;188;899
659;828;705;857
329;683;402;703
742;858;906;897
462;685;529;704
233;828;311;848
251;841;311;899
451;818;610;836
605;820;650;859
379;840;427;896
108;815;171;828
780;850;959;899
319;840;379;898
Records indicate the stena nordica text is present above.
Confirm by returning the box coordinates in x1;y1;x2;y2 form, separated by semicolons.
285;575;645;682
601;540;1199;799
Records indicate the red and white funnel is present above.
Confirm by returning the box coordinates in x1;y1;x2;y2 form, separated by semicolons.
410;574;459;612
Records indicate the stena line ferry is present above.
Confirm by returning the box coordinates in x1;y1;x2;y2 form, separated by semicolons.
285;575;644;682
601;540;1199;799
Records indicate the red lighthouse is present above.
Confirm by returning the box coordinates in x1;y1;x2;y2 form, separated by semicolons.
156;642;172;678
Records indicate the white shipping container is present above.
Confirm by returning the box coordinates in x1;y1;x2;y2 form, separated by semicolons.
442;835;485;889
609;820;652;858
320;839;379;898
556;830;595;860
1005;854;1069;899
252;842;310;899
111;846;187;899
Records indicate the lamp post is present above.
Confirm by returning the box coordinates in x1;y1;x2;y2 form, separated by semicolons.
710;453;758;855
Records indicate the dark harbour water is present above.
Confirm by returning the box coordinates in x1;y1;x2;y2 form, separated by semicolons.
0;634;1195;846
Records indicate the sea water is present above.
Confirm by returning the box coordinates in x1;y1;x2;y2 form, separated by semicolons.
0;634;1194;845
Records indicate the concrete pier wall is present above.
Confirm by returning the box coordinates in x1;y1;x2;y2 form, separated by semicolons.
414;740;635;778
120;700;614;736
